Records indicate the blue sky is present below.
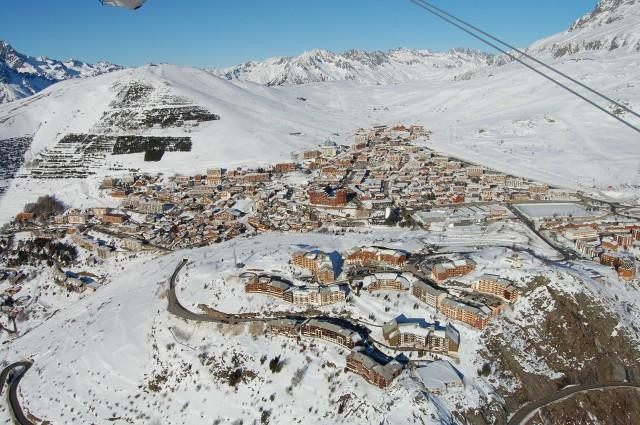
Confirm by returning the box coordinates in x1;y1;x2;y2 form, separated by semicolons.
2;0;598;68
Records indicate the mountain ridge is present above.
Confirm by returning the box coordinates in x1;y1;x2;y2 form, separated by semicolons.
211;47;495;86
0;40;122;104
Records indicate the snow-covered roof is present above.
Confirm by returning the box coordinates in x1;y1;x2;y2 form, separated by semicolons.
415;361;463;391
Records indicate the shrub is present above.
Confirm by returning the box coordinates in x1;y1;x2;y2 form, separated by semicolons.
24;195;66;218
477;362;491;377
228;368;243;386
268;356;283;373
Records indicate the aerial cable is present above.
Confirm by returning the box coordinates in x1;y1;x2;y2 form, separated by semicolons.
414;0;640;121
408;0;640;134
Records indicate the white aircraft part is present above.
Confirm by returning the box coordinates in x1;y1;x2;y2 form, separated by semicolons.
101;0;148;10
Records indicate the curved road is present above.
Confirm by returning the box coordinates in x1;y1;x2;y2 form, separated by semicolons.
0;360;36;425
507;382;640;425
167;258;221;323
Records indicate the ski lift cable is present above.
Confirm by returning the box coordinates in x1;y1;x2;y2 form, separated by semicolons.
408;0;640;134
414;0;640;121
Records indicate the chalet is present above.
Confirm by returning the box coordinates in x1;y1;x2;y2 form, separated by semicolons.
362;272;412;292
213;209;244;223
382;317;460;355
284;285;347;307
175;175;190;185
244;274;293;299
321;140;338;157
247;217;271;232
102;213;128;225
439;298;490;329
275;162;296;173
15;212;34;222
110;189;127;198
265;318;300;337
432;258;476;282
302;150;321;160
92;207;109;217
67;210;89;225
243;173;270;183
206;168;223;178
601;252;625;267
618;260;637;281
346;247;407;268
472;275;520;303
412;280;447;309
291;250;336;283
346;350;403;389
299;319;361;349
308;186;349;207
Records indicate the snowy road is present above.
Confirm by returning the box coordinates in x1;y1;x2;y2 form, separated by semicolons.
507;382;640;425
0;360;36;425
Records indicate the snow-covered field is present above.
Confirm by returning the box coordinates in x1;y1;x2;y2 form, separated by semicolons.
514;202;603;219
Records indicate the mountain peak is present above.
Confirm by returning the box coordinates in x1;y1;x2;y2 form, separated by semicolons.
570;0;639;31
526;0;640;57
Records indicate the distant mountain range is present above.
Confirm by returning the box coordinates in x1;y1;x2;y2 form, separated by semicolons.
0;40;122;104
211;47;494;86
2;0;638;104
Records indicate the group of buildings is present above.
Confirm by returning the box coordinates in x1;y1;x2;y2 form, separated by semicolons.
242;272;348;308
382;317;460;355
412;268;520;330
559;223;639;281
12;123;588;263
52;266;100;293
250;247;518;335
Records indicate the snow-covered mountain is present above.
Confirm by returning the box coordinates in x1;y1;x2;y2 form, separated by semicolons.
528;0;640;57
212;47;494;86
0;40;122;104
